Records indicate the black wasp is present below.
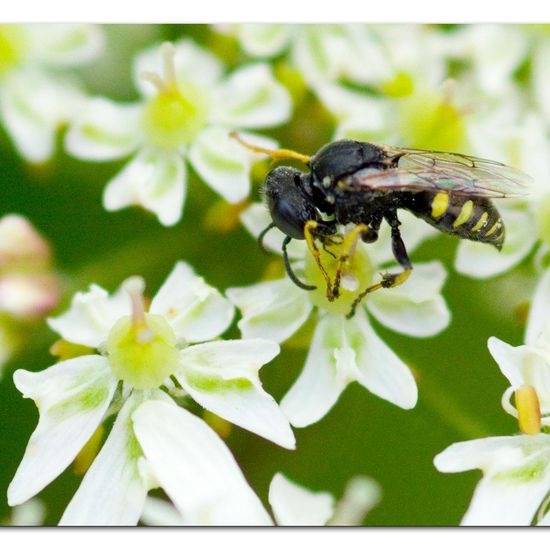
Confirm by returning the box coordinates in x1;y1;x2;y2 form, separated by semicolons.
232;133;532;319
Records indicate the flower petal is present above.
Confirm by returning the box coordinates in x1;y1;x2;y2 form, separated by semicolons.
65;97;142;161
352;310;417;410
227;278;312;343
329;476;381;526
434;434;550;526
239;203;306;259
366;261;450;337
0;68;85;163
211;64;291;129
177;339;294;449
488;337;550;413
133;39;223;97
7;355;116;506
59;391;152;526
268;473;334;526
188;127;275;204
454;205;536;279
238;24;294;58
133;399;272;525
103;147;186;226
526;267;550;348
26;24;104;66
150;261;234;343
280;314;354;428
48;283;130;348
141;497;185;526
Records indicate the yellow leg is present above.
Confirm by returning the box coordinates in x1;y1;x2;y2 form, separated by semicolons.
347;267;413;319
304;220;334;300
230;131;311;165
332;224;368;299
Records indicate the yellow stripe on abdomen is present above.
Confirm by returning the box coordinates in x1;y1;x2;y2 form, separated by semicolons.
453;200;474;228
471;211;489;232
431;192;449;218
484;219;502;237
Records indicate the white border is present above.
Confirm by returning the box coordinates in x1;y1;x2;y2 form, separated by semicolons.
1;0;550;23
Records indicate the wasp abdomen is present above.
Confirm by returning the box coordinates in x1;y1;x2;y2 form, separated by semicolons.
404;191;505;249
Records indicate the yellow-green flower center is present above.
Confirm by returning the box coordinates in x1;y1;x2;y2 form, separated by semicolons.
398;88;467;151
304;240;374;315
0;25;27;78
106;313;181;389
142;84;209;150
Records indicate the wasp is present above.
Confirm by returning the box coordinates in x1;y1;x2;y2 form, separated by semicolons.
232;133;532;318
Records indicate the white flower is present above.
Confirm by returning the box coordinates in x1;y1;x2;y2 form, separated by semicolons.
227;204;450;428
0;214;60;378
141;472;381;526
0;24;103;162
65;40;291;226
7;261;294;526
3;498;46;526
434;268;550;526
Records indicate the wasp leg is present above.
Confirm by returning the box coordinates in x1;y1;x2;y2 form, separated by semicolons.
304;220;334;300
346;212;412;319
258;222;276;254
331;224;369;300
230;131;311;165
282;236;316;291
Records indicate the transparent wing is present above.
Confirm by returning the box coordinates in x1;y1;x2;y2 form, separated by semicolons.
345;146;533;198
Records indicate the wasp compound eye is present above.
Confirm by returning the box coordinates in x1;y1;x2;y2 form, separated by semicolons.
264;167;317;240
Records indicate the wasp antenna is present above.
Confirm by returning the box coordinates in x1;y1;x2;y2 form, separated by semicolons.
258;223;276;254
230;131;311;165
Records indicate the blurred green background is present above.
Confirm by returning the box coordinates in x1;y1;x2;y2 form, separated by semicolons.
0;24;535;526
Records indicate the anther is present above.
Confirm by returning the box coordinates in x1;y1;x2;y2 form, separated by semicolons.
516;384;541;436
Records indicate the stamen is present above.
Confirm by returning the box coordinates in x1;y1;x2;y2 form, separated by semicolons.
123;276;147;327
501;386;518;418
140;71;166;93
516;384;541;436
161;42;177;88
140;42;177;93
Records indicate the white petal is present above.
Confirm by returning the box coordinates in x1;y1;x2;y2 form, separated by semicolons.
366;261;450;337
269;473;334;526
238;24;294;58
352;310;417;409
533;37;550;124
60;391;152;526
7;356;117;506
281;314;354;428
0;68;85;163
454;205;537;279
65;97;142;161
239;203;306;259
177;339;294;449
133;399;272;525
435;434;550;526
141;497;185;526
367;210;439;267
48;283;130;348
227;279;312;343
150;261;234;343
133;39;223;97
526;267;550;348
488;337;550;413
26;24;104;66
211;64;291;128
329;476;381;526
188;127;274;204
103;147;186;226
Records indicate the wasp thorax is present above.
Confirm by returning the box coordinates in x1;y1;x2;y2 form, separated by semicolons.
141;42;209;150
265;166;317;240
304;240;374;315
105;277;180;389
